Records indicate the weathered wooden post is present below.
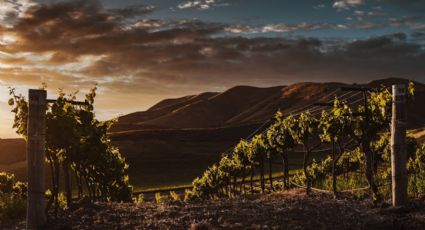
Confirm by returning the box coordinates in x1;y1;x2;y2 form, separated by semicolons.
391;84;408;207
27;89;47;229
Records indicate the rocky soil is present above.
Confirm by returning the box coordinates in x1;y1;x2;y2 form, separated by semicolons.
6;189;425;230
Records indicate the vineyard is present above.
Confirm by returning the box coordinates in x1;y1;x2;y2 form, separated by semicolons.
185;82;423;204
2;82;425;229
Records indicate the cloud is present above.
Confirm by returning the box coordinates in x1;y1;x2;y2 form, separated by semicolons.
389;16;425;30
411;31;425;41
262;23;332;33
224;20;389;34
108;4;155;19
177;0;230;10
0;0;424;135
355;21;381;29
1;1;423;86
0;0;36;26
333;0;365;10
225;23;337;34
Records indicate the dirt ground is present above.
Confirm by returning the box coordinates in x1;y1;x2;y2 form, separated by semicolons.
6;189;425;230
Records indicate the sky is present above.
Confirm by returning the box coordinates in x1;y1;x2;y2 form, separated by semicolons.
0;0;424;138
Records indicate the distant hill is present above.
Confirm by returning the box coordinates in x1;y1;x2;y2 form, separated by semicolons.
111;78;425;132
0;138;26;165
2;78;425;188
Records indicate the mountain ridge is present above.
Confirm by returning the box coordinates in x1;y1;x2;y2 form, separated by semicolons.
111;78;425;133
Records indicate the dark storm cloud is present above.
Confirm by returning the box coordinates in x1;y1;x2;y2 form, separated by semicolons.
5;0;116;56
1;0;425;96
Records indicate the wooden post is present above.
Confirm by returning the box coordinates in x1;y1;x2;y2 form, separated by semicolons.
27;89;47;229
391;84;408;207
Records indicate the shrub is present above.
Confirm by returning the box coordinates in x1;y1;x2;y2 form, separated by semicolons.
0;172;15;194
408;144;425;198
0;172;27;223
12;182;27;199
0;193;26;223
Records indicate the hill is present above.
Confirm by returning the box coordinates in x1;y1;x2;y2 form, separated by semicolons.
111;78;425;132
1;78;425;189
0;138;26;165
